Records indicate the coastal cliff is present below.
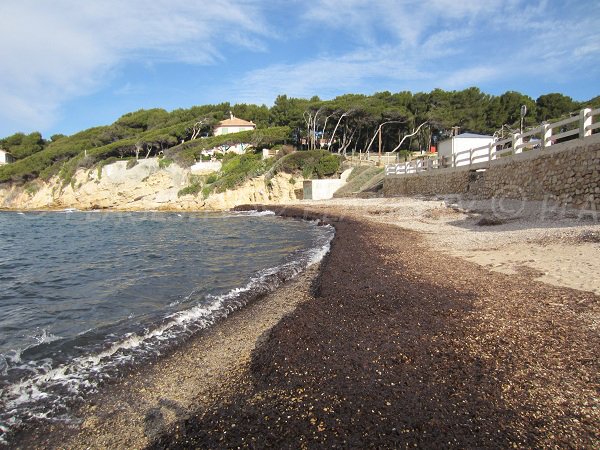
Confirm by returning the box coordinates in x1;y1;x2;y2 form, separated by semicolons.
0;158;302;210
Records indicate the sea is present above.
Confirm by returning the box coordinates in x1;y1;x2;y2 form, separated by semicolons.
0;209;333;442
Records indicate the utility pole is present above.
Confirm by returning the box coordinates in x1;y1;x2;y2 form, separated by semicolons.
520;105;527;134
378;127;382;165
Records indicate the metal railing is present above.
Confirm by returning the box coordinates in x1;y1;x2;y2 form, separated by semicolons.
385;107;600;176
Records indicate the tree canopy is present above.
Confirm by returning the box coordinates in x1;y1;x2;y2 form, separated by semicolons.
0;87;595;184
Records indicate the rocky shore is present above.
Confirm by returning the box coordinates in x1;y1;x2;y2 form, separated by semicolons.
0;158;302;211
145;204;598;448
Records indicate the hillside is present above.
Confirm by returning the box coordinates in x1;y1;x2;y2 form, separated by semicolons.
1;88;598;190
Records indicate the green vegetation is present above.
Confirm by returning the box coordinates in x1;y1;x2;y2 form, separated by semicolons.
165;126;290;167
177;175;205;197
269;150;342;179
202;153;272;197
177;152;273;199
58;154;85;187
158;157;173;169
1;88;595;187
177;149;342;199
334;167;384;197
23;182;40;197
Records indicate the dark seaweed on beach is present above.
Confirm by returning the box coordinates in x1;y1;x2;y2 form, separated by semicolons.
149;207;599;449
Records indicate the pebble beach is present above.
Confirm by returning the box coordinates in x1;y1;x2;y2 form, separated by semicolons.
8;197;599;448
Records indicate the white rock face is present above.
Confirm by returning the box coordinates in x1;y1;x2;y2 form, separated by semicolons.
0;158;303;211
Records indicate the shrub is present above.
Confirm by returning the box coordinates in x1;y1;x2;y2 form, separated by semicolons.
201;185;212;199
158;157;173;169
177;184;202;197
177;174;205;197
302;165;314;179
202;152;273;197
24;182;39;197
273;144;295;160
58;155;84;187
315;153;340;177
126;158;138;169
270;150;341;180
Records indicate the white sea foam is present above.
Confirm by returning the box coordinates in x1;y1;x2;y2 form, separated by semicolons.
31;329;61;346
229;209;276;217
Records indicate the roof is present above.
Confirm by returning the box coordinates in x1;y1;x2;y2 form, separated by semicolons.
454;132;494;139
216;117;256;128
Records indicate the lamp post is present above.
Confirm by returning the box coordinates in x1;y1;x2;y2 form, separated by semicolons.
520;105;527;134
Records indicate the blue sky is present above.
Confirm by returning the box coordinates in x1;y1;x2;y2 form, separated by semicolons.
1;0;599;138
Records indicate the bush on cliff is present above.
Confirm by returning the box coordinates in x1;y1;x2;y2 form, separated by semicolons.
176;152;273;198
269;150;342;179
201;152;273;198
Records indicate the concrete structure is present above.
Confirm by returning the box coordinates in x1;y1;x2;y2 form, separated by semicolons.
263;148;277;159
190;160;222;173
437;133;495;167
213;113;256;154
303;169;353;200
0;149;14;165
384;134;600;211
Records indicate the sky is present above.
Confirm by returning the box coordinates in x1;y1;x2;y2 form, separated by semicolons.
0;0;599;138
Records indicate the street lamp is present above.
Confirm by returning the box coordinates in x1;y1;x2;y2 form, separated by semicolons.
520;105;527;134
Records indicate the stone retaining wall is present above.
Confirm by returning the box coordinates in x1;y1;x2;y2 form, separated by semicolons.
383;135;600;210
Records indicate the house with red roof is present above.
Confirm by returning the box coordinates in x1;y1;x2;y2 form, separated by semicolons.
210;113;256;154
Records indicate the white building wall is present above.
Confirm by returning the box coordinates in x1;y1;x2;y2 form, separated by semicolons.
438;136;495;167
302;169;352;200
303;179;347;200
214;125;255;136
190;161;222;173
0;150;13;165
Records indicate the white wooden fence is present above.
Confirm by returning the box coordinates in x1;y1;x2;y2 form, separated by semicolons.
385;108;600;176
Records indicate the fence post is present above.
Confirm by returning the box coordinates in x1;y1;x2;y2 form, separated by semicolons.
488;142;494;162
541;123;552;148
512;132;523;154
580;108;592;139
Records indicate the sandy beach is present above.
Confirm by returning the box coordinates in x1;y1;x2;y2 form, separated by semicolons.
7;197;599;448
302;196;600;296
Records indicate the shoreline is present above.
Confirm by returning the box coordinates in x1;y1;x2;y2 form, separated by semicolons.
150;204;598;448
8;262;322;449
4;198;599;448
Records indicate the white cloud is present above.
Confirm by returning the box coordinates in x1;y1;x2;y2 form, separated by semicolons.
1;0;598;135
234;46;429;104
443;66;500;89
237;0;600;104
0;0;269;134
